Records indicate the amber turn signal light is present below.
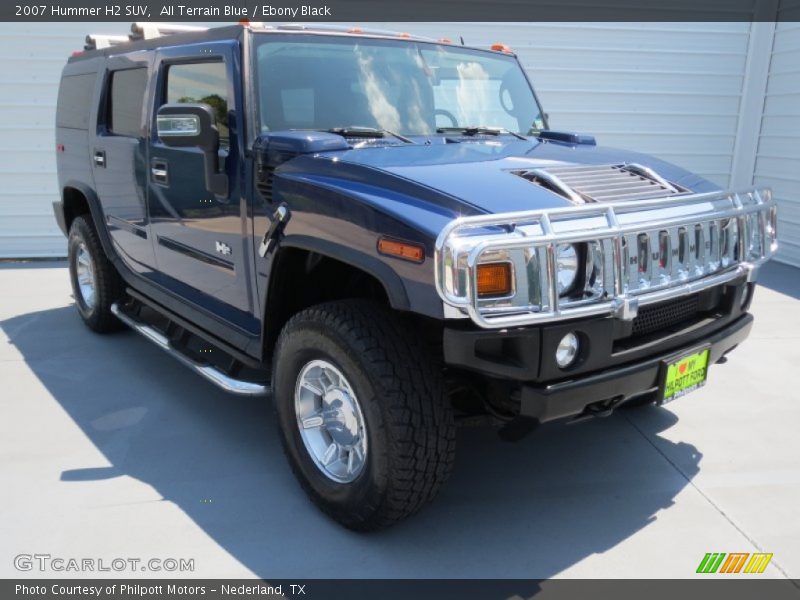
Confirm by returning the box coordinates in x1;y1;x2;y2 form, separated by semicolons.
377;238;425;263
476;262;513;297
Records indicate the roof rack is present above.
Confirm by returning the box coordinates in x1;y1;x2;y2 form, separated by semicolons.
83;22;209;51
82;22;438;52
84;34;129;50
130;22;208;40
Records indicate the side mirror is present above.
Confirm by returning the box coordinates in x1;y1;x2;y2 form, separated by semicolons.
156;103;228;198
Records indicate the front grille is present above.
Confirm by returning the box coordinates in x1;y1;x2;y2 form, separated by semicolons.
434;186;775;328
631;294;701;338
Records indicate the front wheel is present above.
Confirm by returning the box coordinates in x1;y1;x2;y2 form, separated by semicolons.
272;301;456;531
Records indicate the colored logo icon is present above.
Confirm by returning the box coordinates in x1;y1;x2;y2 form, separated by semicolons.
696;552;773;574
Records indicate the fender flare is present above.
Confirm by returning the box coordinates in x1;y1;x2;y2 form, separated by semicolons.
278;234;411;311
61;179;117;260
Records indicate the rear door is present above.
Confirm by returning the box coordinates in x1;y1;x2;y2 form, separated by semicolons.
146;41;258;335
92;52;156;273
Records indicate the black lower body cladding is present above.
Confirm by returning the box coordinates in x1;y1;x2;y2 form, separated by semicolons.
442;279;752;422
520;313;752;423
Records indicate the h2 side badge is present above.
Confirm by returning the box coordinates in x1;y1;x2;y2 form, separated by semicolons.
215;241;232;256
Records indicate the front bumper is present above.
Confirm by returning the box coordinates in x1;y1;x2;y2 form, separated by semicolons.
443;277;754;423
519;313;751;423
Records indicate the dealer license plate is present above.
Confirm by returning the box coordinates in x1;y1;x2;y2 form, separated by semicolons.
660;347;711;404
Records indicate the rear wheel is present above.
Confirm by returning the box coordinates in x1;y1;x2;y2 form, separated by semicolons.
273;300;456;531
67;215;124;333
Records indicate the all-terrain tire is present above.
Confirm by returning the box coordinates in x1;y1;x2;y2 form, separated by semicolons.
67;215;125;333
272;300;456;531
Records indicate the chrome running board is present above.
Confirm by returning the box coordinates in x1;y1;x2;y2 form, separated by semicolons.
111;303;269;397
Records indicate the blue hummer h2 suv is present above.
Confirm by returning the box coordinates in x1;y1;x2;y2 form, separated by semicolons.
54;22;777;530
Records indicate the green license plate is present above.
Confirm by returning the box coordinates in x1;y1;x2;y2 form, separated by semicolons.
661;347;711;404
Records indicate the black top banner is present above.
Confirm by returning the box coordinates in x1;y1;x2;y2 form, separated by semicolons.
3;0;799;22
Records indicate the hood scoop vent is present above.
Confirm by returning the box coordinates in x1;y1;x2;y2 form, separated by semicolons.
514;163;685;204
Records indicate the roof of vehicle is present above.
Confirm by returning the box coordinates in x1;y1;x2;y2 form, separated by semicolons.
69;22;512;62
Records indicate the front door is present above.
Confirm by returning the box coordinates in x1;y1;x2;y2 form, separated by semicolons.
147;41;257;335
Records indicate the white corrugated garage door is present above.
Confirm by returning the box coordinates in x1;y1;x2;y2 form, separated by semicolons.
0;22;132;258
754;19;800;267
0;21;794;265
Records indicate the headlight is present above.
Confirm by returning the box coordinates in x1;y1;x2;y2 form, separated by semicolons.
556;243;579;296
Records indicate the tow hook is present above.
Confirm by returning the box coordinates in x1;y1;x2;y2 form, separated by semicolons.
568;396;625;424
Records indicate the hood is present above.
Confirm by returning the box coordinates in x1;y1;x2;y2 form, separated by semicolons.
317;137;721;216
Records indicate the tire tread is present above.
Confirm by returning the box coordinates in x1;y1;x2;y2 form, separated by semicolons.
275;300;456;530
68;215;125;333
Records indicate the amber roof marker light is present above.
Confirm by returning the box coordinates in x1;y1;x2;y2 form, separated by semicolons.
490;43;514;54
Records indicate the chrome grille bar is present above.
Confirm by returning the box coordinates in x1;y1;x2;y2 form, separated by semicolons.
435;188;777;329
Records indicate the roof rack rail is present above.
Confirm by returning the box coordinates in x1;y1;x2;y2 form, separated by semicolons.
81;22;438;53
83;22;209;51
84;34;130;50
130;22;208;40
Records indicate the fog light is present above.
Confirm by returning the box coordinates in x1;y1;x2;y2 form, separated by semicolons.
555;332;579;368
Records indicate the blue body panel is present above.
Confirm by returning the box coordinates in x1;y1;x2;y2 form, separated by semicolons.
323;137;719;216
250;136;721;322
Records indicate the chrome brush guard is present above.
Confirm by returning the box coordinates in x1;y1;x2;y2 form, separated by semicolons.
435;188;777;329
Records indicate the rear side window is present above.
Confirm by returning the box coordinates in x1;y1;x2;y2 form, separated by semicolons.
106;68;147;137
165;62;229;146
56;73;97;129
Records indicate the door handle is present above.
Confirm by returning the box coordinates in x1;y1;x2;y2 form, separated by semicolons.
151;159;169;185
93;149;106;168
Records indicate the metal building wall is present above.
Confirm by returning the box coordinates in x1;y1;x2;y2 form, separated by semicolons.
754;19;800;267
0;21;796;265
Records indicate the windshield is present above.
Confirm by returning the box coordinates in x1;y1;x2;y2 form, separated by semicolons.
253;34;545;137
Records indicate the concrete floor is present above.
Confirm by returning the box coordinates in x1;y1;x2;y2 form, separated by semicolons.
0;260;798;580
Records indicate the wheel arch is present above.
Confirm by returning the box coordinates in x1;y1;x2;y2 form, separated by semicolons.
61;181;103;233
262;236;411;354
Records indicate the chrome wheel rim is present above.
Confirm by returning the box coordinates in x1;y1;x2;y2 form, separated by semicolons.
75;243;96;310
294;359;367;483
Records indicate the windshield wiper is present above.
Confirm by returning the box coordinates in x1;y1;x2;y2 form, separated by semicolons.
325;126;416;144
436;126;527;141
